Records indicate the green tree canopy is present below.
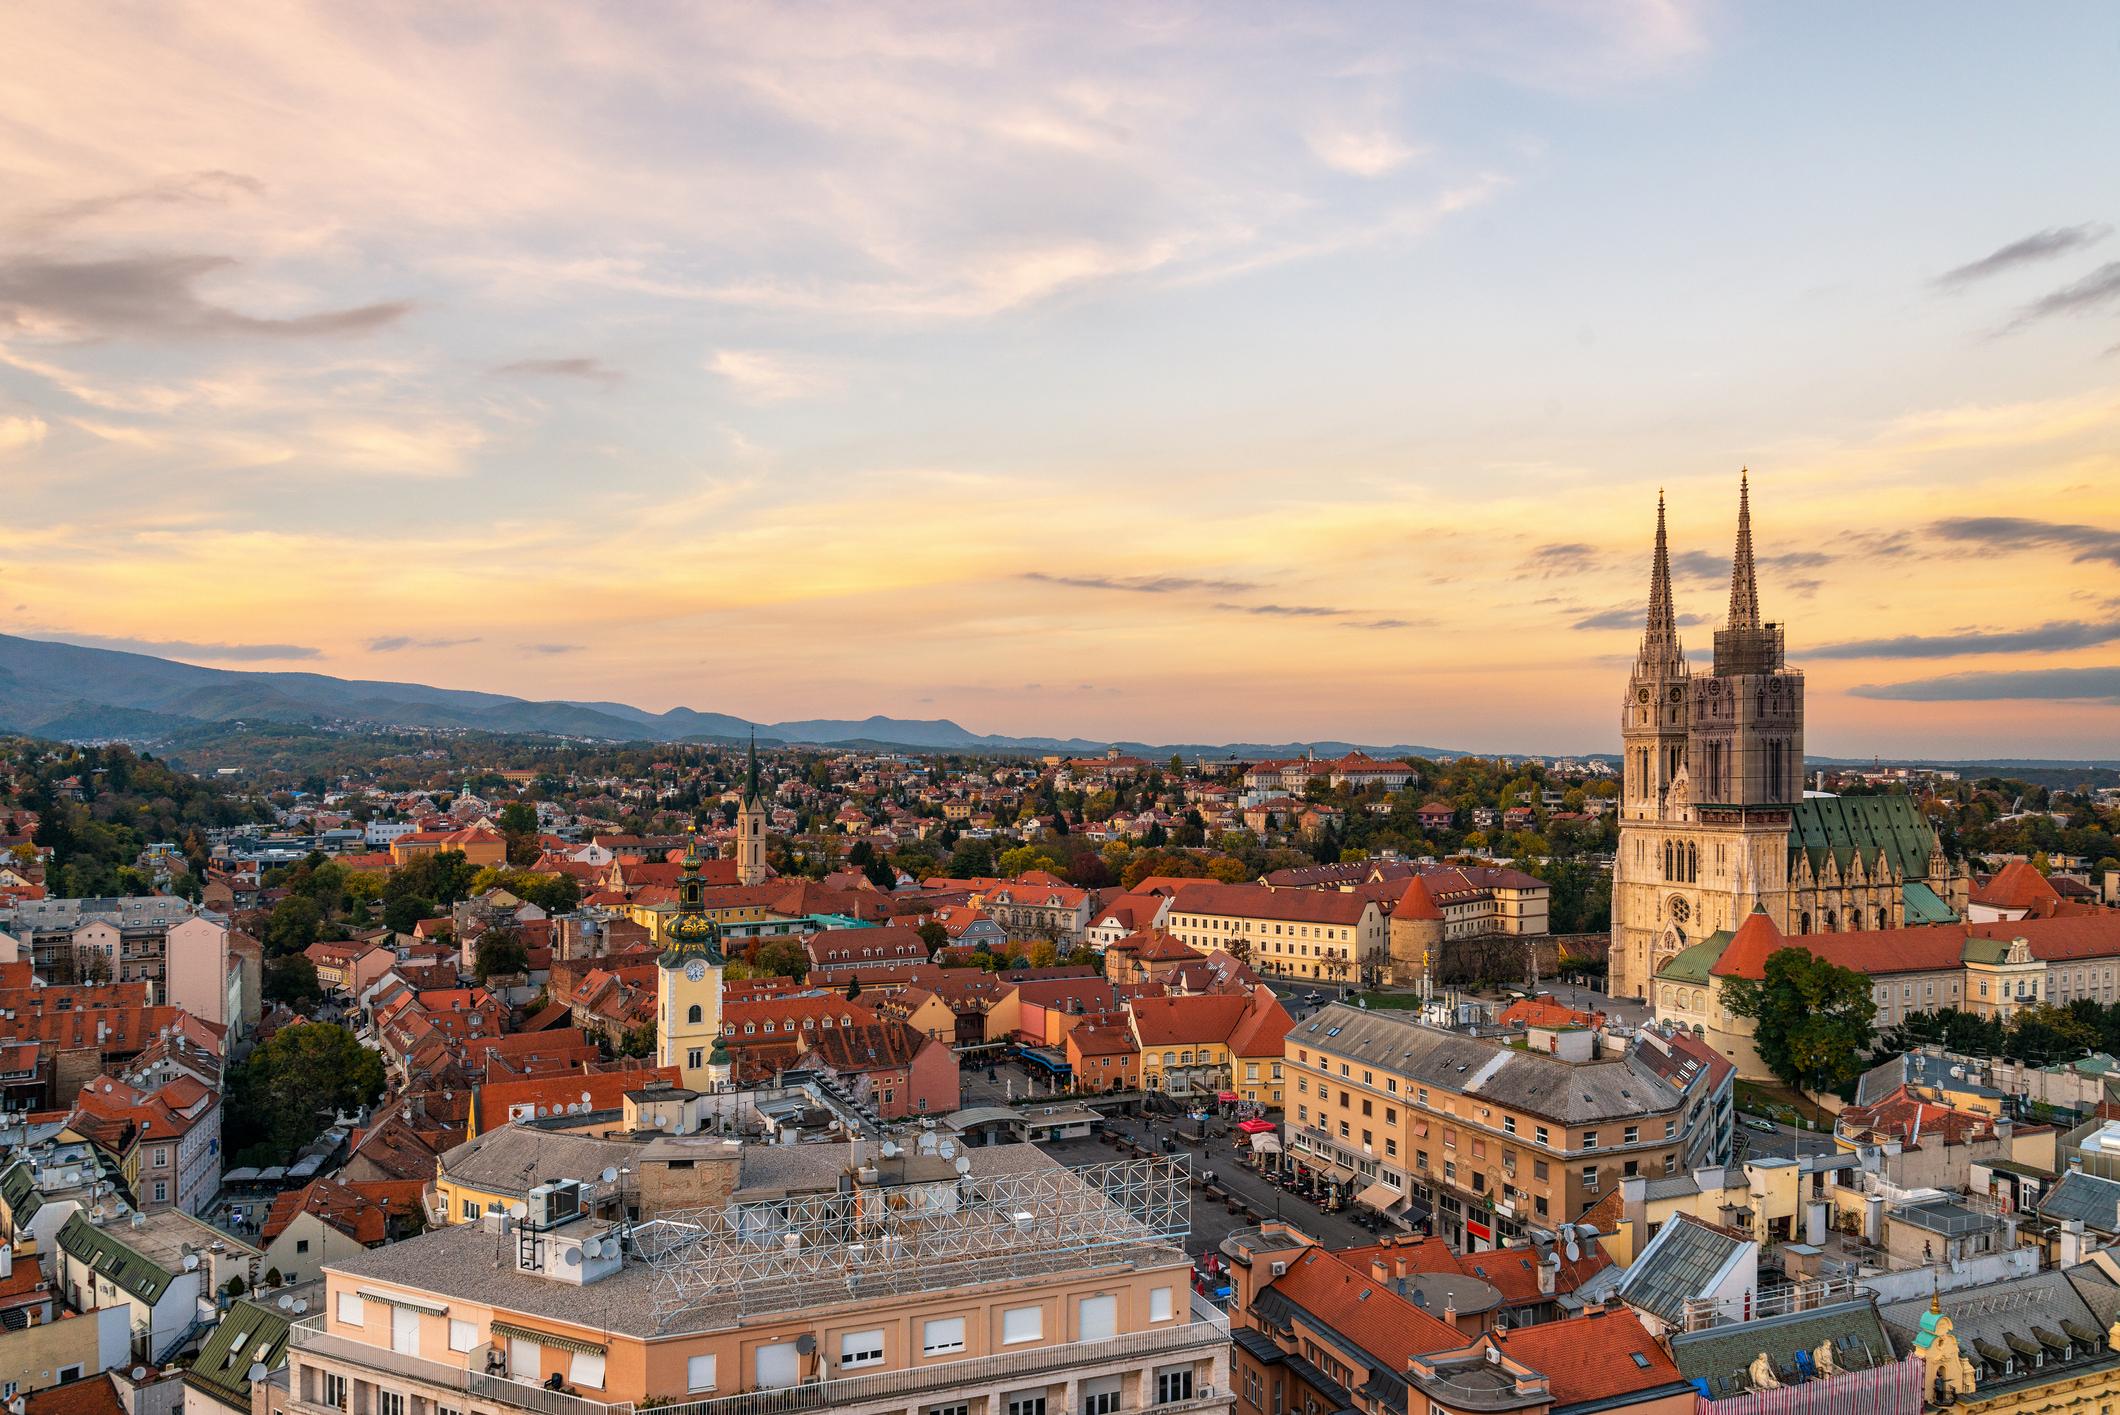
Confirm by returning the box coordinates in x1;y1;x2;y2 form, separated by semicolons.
263;952;323;1007
1721;946;1878;1095
225;1022;386;1166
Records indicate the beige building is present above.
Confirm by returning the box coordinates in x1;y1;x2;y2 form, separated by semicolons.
1161;883;1384;984
1285;1003;1690;1250
269;1143;1229;1415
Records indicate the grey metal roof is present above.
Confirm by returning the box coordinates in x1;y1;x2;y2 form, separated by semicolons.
1879;1267;2120;1387
1291;1005;1683;1124
435;1126;641;1199
1615;1215;1749;1325
2041;1171;2120;1235
1669;1299;1894;1399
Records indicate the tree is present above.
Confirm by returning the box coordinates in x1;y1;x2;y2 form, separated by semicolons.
754;939;809;980
948;837;996;879
225;1022;386;1166
473;926;529;983
264;953;324;1007
1721;946;1878;1095
845;976;863;1000
2006;1004;2098;1066
264;895;324;956
916;919;948;955
616;1022;657;1058
382;893;436;935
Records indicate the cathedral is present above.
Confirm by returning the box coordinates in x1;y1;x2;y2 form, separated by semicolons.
1607;475;1967;1001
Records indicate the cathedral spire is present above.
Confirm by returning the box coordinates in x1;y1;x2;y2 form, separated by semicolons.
1727;468;1761;630
1645;490;1677;646
743;727;761;807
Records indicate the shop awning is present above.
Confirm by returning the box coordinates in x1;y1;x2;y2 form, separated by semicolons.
490;1321;607;1357
1250;1133;1283;1154
1356;1182;1401;1211
1238;1118;1277;1135
1217;1091;1239;1103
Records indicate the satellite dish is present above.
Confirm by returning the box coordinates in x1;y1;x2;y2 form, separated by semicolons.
794;1334;817;1355
278;1295;293;1310
601;1167;619;1185
880;1140;900;1159
293;1300;309;1314
509;1203;528;1220
182;1254;200;1271
131;1368;146;1382
954;1155;971;1176
248;1363;269;1383
937;1139;957;1160
564;1249;582;1267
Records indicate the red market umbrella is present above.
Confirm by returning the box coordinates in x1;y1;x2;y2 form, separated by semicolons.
1237;1118;1277;1135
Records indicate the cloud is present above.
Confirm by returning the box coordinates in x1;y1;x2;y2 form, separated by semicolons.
1850;666;2120;703
367;634;482;652
36;632;320;661
1928;516;2120;566
0;254;411;341
1571;606;1711;631
1669;549;1834;585
23;171;266;233
1024;571;1261;594
0;416;48;453
2006;261;2120;330
1933;224;2110;289
1214;602;1347;618
1307;125;1422;178
1810;619;2120;660
1344;618;1415;631
1523;542;1602;577
520;642;584;655
708;349;835;402
491;356;622;385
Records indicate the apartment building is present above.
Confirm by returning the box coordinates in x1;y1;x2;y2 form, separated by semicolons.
1284;1004;1688;1250
1159;884;1385;985
271;1142;1231;1415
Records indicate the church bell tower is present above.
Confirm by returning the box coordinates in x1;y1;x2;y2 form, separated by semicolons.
657;825;729;1090
736;732;768;887
1621;492;1691;824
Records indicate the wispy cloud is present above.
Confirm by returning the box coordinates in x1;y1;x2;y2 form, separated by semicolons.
367;634;482;652
1572;606;1710;631
1025;571;1260;595
1214;602;1347;618
0;254;411;340
1929;516;2120;566
519;642;584;655
35;632;319;661
1811;619;2120;660
1851;665;2120;703
1933;224;2110;289
1524;542;1602;577
708;349;837;402
2006;261;2120;330
0;416;48;453
491;357;622;385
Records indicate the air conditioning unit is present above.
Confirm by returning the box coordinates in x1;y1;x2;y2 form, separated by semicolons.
1200;1386;1216;1399
1269;1261;1287;1277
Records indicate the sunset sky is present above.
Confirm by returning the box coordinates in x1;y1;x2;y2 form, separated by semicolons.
3;3;2118;758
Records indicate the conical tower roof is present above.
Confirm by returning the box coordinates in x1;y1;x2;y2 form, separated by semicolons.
1728;469;1760;630
1635;491;1687;675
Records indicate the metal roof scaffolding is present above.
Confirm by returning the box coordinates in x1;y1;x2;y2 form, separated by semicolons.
635;1154;1189;1324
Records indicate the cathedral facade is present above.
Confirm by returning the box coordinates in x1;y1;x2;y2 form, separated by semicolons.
1608;476;1966;1001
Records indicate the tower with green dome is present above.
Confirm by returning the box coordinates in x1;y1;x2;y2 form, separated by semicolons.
657;824;729;1089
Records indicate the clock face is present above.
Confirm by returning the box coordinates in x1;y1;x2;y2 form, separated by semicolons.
1668;686;1683;702
684;959;707;983
1636;687;1650;703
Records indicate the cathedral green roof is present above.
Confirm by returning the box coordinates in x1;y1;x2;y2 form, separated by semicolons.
1658;931;1731;984
1903;880;1959;925
1789;795;1937;879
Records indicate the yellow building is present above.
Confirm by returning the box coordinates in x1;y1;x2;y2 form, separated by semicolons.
1892;1268;2120;1415
1595;1155;1804;1267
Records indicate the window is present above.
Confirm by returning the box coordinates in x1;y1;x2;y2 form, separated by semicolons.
462;1199;479;1220
1583;1130;1599;1149
928;1406;968;1415
1006;1393;1048;1415
571;1351;606;1389
379;1394;406;1415
1083;1374;1123;1415
296;1239;310;1254
336;1292;364;1327
153;1181;167;1202
1150;1286;1174;1322
391;1306;420;1355
1582;1164;1599;1191
840;1330;885;1370
687;1048;703;1070
321;1374;347;1410
1078;1294;1118;1342
449;1320;476;1353
1003;1305;1043;1344
1503;1116;1516;1135
1156;1366;1196;1405
1535;1126;1549;1145
923;1316;967;1355
1624;1126;1639;1144
755;1342;801;1389
687;1004;702;1024
1665;1120;1677;1139
687;1355;718;1392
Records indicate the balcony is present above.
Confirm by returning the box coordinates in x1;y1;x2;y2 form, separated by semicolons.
287;1322;631;1415
656;1302;1230;1415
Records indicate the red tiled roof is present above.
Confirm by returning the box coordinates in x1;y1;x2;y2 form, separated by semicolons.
1972;859;2062;910
1268;1247;1462;1368
1498;999;1603;1031
1711;907;1792;979
1395;876;1444;921
1487;1306;1681;1404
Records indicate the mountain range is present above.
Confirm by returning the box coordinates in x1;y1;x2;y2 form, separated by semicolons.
0;634;1472;758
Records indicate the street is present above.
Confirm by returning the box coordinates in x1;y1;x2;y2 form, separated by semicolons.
1037;1119;1388;1260
1734;1116;1839;1162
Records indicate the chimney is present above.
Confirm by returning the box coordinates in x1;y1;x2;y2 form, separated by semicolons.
2060;1218;2088;1268
1537;1252;1558;1296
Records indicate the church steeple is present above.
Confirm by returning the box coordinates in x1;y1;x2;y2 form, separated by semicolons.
735;732;769;886
1727;468;1760;630
1639;490;1685;671
742;728;762;808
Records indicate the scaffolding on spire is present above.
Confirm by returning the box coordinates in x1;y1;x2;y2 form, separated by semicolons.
1712;468;1784;676
1727;468;1761;630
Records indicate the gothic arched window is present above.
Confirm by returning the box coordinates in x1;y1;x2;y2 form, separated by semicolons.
1824;911;1837;932
1799;912;1811;935
1877;907;1889;931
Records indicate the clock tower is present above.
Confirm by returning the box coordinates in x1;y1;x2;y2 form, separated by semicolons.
657;825;730;1090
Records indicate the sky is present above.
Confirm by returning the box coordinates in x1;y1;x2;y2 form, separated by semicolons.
2;2;2118;759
